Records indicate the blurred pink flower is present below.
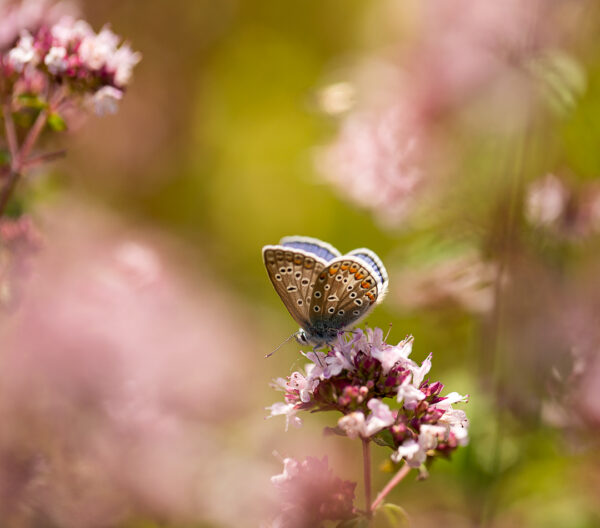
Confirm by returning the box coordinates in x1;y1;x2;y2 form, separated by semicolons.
391;252;499;314
0;215;41;308
0;0;76;51
317;0;580;224
408;0;554;118
0;204;267;526
526;174;600;240
270;456;356;527
317;99;426;225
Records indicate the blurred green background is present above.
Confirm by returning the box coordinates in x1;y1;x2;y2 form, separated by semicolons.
18;0;600;526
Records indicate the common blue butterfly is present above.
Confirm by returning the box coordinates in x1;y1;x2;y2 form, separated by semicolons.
263;236;388;347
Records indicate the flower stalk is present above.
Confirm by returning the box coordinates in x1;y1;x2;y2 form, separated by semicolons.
362;438;372;517
371;462;411;512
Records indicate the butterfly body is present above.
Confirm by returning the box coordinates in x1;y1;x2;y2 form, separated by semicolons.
263;236;388;347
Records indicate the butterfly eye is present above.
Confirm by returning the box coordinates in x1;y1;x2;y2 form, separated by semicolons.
301;278;309;285
354;299;362;306
349;292;357;299
275;274;282;281
279;267;286;273
353;310;360;316
297;299;303;305
314;306;320;312
314;291;322;298
328;307;335;313
295;271;301;279
338;309;345;315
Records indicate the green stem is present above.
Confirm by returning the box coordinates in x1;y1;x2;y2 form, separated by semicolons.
362;438;372;518
371;462;410;512
0;109;49;218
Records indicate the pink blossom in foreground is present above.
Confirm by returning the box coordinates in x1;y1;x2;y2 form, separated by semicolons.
269;456;356;528
0;215;42;308
268;328;469;470
0;205;266;527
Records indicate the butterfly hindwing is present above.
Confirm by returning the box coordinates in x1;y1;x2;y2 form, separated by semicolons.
346;248;389;297
309;257;380;330
263;245;326;328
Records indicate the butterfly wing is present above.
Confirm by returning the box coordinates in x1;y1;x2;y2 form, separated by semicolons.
280;235;341;262
346;248;389;299
263;245;327;329
308;256;381;331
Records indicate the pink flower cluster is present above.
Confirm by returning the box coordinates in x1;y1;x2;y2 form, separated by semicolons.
526;174;600;240
270;456;356;527
268;328;469;471
1;14;140;115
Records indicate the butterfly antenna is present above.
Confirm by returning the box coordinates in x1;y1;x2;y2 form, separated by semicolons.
265;332;297;359
384;322;393;341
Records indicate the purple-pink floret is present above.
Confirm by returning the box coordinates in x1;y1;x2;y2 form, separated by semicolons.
269;327;469;466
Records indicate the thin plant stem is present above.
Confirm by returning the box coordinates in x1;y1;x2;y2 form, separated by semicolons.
0;168;20;216
18;109;48;165
362;438;372;517
23;149;67;169
2;102;19;162
371;462;411;511
0;109;49;217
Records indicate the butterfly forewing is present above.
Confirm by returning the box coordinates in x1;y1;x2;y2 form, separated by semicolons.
309;257;380;330
280;236;341;263
263;246;326;328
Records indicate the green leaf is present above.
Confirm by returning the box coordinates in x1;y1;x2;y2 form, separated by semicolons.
17;93;47;109
47;113;67;131
372;503;410;528
372;429;396;449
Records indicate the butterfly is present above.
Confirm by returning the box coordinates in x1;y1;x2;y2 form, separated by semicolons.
263;236;388;348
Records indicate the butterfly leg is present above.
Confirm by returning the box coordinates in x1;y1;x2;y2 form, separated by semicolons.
312;345;325;367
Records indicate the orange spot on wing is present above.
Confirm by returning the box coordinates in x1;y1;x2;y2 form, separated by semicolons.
355;272;365;280
366;291;376;303
341;263;349;271
361;280;371;289
329;266;339;275
305;260;314;269
294;255;303;265
349;264;358;273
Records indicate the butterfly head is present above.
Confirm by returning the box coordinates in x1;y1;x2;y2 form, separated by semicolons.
295;329;310;346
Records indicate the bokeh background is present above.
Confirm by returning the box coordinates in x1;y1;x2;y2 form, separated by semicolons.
2;0;600;527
